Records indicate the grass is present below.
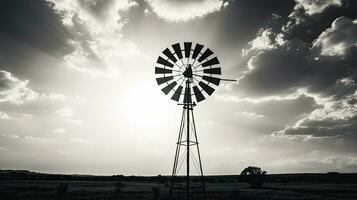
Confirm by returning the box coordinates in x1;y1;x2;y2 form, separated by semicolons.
1;178;357;200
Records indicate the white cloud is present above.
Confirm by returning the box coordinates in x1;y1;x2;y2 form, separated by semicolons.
0;111;11;120
53;106;84;124
295;0;342;15
52;128;67;134
313;17;357;56
242;28;277;56
146;0;228;22
54;106;75;118
47;0;142;77
41;93;85;102
0;70;38;104
238;111;264;119
282;0;342;33
273;90;357;139
320;155;357;168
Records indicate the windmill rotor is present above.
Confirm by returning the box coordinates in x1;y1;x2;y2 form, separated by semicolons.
155;42;223;103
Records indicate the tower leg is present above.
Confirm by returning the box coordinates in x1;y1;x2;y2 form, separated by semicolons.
169;108;185;199
169;104;207;200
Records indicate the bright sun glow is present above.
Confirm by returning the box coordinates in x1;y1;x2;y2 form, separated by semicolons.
120;82;172;129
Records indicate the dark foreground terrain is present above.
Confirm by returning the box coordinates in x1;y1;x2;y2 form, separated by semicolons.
1;170;357;200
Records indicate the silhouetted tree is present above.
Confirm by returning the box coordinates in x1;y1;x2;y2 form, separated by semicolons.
240;166;267;188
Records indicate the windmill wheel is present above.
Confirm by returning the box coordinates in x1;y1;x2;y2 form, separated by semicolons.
155;42;221;103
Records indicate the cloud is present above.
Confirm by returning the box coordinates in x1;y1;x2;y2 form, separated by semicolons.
47;0;142;77
41;93;85;102
236;17;357;99
273;91;357;138
54;106;84;124
232;16;357;140
0;70;38;104
312;17;357;56
242;28;277;56
146;0;229;22
282;0;342;33
238;111;264;119
295;0;342;15
0;111;11;120
54;106;75;118
52;128;67;134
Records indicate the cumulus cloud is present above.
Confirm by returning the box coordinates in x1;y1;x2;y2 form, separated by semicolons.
146;0;229;22
52;128;67;134
54;106;85;125
242;28;277;56
54;106;75;118
295;0;342;15
234;16;357;140
0;111;11;120
238;111;264;119
237;17;357;99
282;0;342;33
41;93;85;102
47;0;142;77
0;70;38;104
313;17;357;56
274;91;357;138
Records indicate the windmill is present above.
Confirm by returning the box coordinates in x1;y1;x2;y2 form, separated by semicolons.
155;42;235;200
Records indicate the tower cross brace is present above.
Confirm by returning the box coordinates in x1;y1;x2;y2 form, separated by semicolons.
169;79;207;200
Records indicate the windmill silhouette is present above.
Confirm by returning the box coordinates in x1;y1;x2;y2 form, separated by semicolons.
155;42;235;200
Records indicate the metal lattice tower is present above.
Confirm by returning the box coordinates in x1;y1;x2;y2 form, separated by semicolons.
154;42;235;200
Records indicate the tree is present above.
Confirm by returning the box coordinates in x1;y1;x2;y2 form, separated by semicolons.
240;166;267;188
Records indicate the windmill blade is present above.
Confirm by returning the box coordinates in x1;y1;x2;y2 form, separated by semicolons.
202;75;220;86
157;56;174;67
155;67;172;74
198;48;213;62
162;48;177;63
203;67;221;75
198;81;215;95
183;86;192;103
172;43;183;59
184;42;192;58
193;86;205;102
162;81;177;94
201;57;219;67
156;76;174;85
192;43;203;59
171;86;183;102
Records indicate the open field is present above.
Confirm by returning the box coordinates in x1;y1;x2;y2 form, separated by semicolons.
1;173;357;200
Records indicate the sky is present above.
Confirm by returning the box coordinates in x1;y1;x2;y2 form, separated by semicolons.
0;0;356;176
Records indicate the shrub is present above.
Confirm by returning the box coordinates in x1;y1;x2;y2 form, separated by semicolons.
240;166;267;188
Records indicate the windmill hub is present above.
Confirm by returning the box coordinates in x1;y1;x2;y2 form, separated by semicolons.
183;64;193;78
